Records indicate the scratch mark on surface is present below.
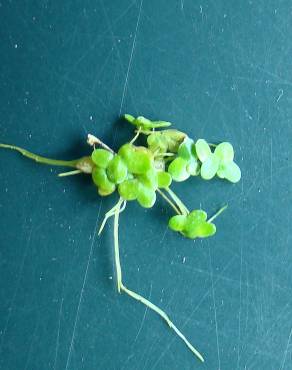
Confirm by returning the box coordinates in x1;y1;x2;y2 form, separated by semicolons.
276;89;284;102
119;0;144;114
150;256;236;369
134;283;152;344
209;248;221;370
64;203;103;370
244;262;249;338
199;84;221;136
237;244;243;369
121;283;152;370
159;225;168;244
279;326;292;370
0;220;34;356
24;316;40;370
53;297;64;370
181;0;184;10
246;303;291;367
270;137;273;190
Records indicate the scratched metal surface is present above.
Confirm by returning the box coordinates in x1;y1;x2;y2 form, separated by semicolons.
0;1;292;369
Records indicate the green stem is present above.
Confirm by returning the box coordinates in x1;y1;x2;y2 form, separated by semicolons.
0;143;79;168
112;197;204;362
157;189;181;215
165;187;189;215
0;143;95;174
208;204;228;223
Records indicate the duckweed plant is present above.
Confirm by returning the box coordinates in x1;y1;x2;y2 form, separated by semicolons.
0;114;241;363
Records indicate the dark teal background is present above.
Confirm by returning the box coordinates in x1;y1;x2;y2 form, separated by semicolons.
1;1;292;369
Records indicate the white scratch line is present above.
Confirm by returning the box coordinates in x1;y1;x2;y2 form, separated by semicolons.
24;317;40;370
64;204;103;370
237;245;243;369
181;0;184;10
121;283;152;370
270;138;273;189
53;297;64;370
150;256;236;369
134;283;152;343
276;89;283;102
280;326;292;370
119;0;143;114
0;221;34;355
209;248;221;370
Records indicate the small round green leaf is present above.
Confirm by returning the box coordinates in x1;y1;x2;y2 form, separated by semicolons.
184;210;207;236
163;130;186;152
120;144;153;175
118;179;138;200
98;186;115;196
200;154;219;180
137;184;156;208
147;133;168;153
168;215;187;231
184;222;216;239
124;114;135;123
138;168;158;190
92;167;115;192
195;222;216;238
188;210;207;223
157;171;172;188
106;155;128;184
186;160;200;176
150;120;172;128
178;137;196;161
214;142;234;162
134;116;171;129
168;157;190;182
195;139;212;162
134;116;152;128
118;143;134;162
217;161;241;183
91;149;114;168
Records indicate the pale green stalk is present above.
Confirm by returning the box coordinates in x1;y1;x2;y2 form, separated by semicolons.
165;187;189;215
157;189;181;215
0;143;79;168
208;204;228;223
130;128;141;144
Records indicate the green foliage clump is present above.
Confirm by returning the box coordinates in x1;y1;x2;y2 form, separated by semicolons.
169;210;216;239
0;112;241;365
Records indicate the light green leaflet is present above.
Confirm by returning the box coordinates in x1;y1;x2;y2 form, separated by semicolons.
168;137;200;181
168;210;216;239
195;139;241;183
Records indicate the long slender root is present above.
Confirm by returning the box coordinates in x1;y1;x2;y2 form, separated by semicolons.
120;283;204;362
108;197;204;362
